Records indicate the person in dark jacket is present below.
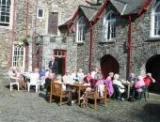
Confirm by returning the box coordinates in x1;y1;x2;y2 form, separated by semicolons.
48;56;58;74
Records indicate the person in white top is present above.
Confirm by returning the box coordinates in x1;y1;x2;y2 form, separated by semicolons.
77;68;85;83
62;71;75;85
113;74;126;100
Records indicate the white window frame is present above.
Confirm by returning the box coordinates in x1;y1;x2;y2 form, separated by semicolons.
12;44;25;71
37;8;44;19
76;16;86;43
102;11;116;42
150;1;160;38
0;0;13;29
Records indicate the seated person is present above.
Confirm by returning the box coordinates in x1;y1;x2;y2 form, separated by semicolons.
54;75;66;91
128;73;137;85
77;68;85;83
8;67;24;89
45;70;55;96
134;75;145;99
70;69;79;82
62;71;75;85
28;68;40;85
8;66;18;78
95;79;105;97
39;67;46;79
113;74;126;100
143;73;155;88
104;72;114;97
29;68;40;84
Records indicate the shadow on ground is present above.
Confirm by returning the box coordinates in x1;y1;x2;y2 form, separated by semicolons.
143;103;160;119
130;103;160;122
73;108;115;122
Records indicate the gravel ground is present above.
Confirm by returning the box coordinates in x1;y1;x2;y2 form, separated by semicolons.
0;76;160;122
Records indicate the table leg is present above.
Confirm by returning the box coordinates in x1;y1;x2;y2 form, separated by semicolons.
127;84;130;99
78;87;81;105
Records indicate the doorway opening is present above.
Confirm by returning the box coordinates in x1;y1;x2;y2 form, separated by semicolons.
100;55;119;78
146;55;160;93
54;49;66;75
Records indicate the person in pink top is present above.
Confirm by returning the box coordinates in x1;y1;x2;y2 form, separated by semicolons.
134;75;145;99
134;76;145;92
104;72;114;97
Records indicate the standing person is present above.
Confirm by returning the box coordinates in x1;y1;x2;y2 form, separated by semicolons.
48;56;58;74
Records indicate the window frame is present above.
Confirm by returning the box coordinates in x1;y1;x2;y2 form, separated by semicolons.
150;1;160;38
76;16;86;43
102;11;116;42
12;44;25;71
0;0;13;29
37;8;44;19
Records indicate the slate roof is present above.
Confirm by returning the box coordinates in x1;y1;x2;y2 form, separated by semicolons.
59;0;149;28
79;5;98;21
110;0;146;15
59;5;98;28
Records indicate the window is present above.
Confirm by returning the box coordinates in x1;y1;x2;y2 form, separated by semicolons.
0;0;11;26
48;12;58;34
76;16;86;43
103;11;116;41
151;2;160;38
37;8;44;19
12;45;25;69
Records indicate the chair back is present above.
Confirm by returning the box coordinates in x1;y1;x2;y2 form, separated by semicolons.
51;82;63;96
29;73;39;85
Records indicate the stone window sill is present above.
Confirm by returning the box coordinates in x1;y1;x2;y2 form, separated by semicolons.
146;36;160;42
99;40;115;44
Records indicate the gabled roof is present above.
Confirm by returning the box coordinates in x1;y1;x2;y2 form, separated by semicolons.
59;0;154;30
110;0;148;15
59;5;98;29
79;5;98;21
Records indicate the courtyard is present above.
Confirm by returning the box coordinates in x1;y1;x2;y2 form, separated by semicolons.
0;75;160;122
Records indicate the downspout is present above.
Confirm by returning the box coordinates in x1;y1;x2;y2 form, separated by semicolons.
127;16;132;78
25;0;29;71
10;0;16;67
89;22;93;72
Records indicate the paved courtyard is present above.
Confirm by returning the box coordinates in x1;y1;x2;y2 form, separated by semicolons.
0;75;160;122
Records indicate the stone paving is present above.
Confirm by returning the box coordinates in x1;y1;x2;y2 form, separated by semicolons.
0;75;160;122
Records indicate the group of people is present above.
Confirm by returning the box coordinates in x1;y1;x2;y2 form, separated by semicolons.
8;55;156;103
128;72;155;101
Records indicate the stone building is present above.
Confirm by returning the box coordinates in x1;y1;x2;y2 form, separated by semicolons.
59;0;160;83
0;0;90;73
1;0;160;85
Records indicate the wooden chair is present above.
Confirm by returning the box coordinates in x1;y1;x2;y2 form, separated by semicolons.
49;82;69;105
86;86;109;110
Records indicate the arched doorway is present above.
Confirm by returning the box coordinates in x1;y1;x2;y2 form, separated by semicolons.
146;55;160;92
100;55;119;78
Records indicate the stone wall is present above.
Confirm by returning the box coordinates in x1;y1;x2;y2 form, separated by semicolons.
131;2;160;75
90;4;128;78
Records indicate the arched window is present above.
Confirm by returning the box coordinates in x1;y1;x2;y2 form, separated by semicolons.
103;11;116;41
151;2;160;37
76;16;86;43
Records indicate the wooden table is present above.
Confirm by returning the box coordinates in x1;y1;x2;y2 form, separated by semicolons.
66;83;90;105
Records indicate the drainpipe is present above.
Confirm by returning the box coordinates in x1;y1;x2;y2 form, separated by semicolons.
127;16;132;78
89;22;93;72
25;0;29;71
10;0;17;67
